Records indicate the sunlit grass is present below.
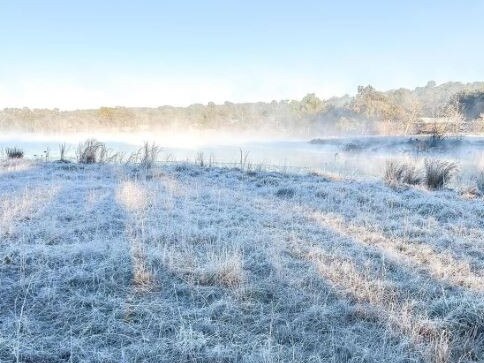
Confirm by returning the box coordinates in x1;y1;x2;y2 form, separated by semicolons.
0;161;482;362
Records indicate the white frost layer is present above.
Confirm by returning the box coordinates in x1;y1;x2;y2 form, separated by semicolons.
0;160;483;362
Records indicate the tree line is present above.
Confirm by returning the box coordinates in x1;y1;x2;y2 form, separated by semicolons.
1;81;483;136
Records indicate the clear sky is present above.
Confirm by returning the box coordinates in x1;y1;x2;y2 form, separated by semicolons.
0;0;483;109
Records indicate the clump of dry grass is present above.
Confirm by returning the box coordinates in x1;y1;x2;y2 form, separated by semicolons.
460;185;483;199
384;160;421;186
197;251;245;287
140;142;160;168
58;143;69;162
127;142;161;169
384;159;460;190
5;147;24;159
424;159;457;190
195;152;205;167
76;139;108;164
430;298;484;362
165;247;245;288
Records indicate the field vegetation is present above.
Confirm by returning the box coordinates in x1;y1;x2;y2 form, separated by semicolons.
0;157;482;362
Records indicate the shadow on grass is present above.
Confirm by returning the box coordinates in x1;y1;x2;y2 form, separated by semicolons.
178;165;483;361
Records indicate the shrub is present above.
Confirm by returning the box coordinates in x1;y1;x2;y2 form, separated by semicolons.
426;129;446;148
384;160;421;185
412;127;446;152
5;147;24;159
76;139;108;164
424;159;457;190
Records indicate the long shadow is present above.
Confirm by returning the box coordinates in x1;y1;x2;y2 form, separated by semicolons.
235;168;484;275
0;162;135;362
130;165;429;361
171;166;483;360
188;167;481;291
295;174;484;270
5;163;479;361
237;169;484;360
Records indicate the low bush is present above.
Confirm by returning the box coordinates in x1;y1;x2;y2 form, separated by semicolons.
426;130;446;149
412;127;447;152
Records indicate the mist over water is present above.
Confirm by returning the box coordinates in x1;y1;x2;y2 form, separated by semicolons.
1;131;482;185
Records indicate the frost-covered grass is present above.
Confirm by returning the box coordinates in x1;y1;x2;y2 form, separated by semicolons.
384;160;422;186
0;160;483;362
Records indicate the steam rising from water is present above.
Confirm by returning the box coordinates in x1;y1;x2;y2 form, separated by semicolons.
0;130;274;148
1;132;482;188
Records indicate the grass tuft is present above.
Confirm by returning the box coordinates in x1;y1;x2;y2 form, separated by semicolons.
76;139;109;164
424;159;457;190
58;143;69;162
430;299;484;361
140;142;160;168
384;160;421;186
127;142;161;168
5;147;24;159
197;251;245;288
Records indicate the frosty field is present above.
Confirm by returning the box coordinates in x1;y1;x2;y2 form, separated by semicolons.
0;159;483;362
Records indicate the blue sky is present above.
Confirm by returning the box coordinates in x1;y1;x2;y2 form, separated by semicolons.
0;0;483;109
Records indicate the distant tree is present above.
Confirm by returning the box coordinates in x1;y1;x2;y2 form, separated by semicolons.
97;107;134;128
196;102;217;127
438;96;465;133
352;85;398;120
351;85;413;133
299;93;324;114
455;91;484;120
